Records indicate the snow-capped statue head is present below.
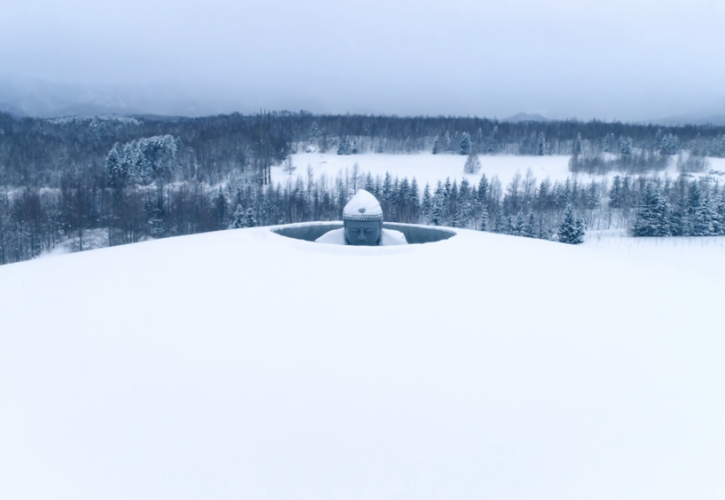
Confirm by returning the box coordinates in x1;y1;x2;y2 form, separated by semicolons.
343;189;384;246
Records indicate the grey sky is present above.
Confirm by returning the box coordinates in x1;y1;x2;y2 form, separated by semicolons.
1;0;724;120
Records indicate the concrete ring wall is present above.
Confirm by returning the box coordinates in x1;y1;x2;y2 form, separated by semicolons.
272;222;456;245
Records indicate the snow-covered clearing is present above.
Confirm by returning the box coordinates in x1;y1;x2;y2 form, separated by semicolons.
273;152;725;188
585;229;725;273
1;227;724;500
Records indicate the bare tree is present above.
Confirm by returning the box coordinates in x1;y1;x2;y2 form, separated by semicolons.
463;152;481;174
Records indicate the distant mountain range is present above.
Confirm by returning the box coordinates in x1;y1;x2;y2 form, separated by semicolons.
2;76;724;126
502;112;550;123
0;76;241;118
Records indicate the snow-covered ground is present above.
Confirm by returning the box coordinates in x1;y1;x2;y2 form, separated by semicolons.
584;229;725;273
273;152;725;189
1;226;723;500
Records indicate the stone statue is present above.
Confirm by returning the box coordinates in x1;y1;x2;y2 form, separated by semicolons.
315;189;407;246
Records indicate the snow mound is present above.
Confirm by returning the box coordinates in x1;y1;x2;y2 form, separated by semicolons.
1;228;723;500
342;189;383;219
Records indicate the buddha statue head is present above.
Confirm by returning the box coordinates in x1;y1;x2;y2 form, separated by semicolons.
343;189;384;246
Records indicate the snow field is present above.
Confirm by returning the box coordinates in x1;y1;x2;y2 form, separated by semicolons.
1;227;724;500
273;152;725;190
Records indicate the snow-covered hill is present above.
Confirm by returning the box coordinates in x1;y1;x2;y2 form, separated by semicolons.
1;227;723;500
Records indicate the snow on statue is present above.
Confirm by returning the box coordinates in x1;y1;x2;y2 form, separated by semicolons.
316;189;407;246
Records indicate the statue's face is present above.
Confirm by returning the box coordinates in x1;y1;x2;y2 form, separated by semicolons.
344;219;382;246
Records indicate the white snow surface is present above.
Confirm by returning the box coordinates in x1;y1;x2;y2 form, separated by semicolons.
1;226;724;500
274;152;725;188
343;189;383;218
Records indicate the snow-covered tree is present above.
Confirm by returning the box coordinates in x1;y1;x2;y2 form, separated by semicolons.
537;132;546;156
233;204;246;229
243;207;256;228
282;156;297;175
430;194;444;226
688;183;714;236
633;184;671;237
620;136;632;156
463;152;481;174
421;183;432;220
488;125;499;154
337;136;352;155
522;211;536;238
106;135;179;185
479;205;489;231
573;133;583;156
460;132;471;155
558;205;585;244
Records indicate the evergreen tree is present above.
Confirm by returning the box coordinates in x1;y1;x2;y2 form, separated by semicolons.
337;136;351;155
458;179;474;227
364;172;375;193
106;144;127;188
460;132;471;155
586;183;598;210
493;214;505;233
477;174;489;206
537;132;546;156
382;172;393;214
633;184;671;237
573;133;583;156
621;176;632;209
430;194;444;226
713;192;725;235
488;125;499;154
513;212;525;235
409;178;420;222
213;189;228;229
421;183;432;220
432;138;439;155
688;183;714;236
243;207;256;228
233;204;245;228
479;205;489;231
558;205;585;244
522;211;536;238
620;136;632;156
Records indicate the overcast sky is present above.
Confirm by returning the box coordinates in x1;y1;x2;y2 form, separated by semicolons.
1;0;724;120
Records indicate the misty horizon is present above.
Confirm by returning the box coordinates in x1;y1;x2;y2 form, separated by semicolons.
2;0;725;123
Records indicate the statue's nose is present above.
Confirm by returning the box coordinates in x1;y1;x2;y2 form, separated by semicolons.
357;232;367;241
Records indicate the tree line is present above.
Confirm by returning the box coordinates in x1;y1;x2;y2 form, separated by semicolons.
3;111;725;187
3;110;725;265
6;155;721;265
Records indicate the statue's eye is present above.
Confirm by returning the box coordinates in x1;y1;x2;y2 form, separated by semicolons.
364;228;373;233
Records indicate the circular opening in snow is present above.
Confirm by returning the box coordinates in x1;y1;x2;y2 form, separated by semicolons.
272;222;456;245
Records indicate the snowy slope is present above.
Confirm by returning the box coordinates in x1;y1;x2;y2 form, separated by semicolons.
1;227;724;500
